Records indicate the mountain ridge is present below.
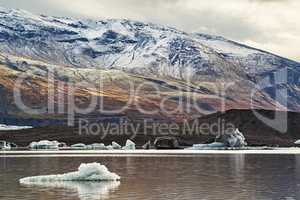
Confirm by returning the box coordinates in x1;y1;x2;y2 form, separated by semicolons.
0;7;299;123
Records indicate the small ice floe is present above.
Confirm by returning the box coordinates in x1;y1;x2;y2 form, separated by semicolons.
71;143;88;150
0;124;32;131
69;141;133;150
20;169;120;200
0;140;11;150
188;142;226;150
73;143;107;150
19;163;120;184
87;143;107;150
122;140;136;150
112;142;122;150
30;140;65;150
91;142;122;150
106;145;114;150
216;129;247;148
294;140;300;145
187;129;247;150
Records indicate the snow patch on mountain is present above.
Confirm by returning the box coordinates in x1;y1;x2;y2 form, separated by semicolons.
0;7;299;112
0;6;298;80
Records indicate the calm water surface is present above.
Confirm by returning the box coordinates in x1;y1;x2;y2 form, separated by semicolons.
0;154;300;200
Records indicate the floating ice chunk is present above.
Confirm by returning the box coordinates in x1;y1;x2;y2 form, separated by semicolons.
20;181;120;200
217;129;247;148
30;140;60;150
294;140;300;145
186;129;247;150
106;145;114;150
187;142;225;150
90;143;107;150
122;140;136;150
19;163;120;183
71;143;88;149
112;142;122;150
0;140;11;150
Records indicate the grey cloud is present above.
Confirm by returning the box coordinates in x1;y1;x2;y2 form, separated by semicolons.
0;0;65;16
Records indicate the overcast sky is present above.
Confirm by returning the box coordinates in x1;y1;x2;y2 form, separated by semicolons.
0;0;299;61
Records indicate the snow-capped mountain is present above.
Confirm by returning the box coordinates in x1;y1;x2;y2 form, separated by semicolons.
1;7;299;78
0;7;299;123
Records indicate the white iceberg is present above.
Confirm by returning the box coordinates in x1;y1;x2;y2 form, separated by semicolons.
295;140;300;145
218;129;247;148
20;180;120;200
186;129;247;150
19;163;120;183
71;142;125;150
0;124;32;131
112;142;122;150
87;143;107;150
30;140;61;150
71;143;88;150
106;145;114;150
0;140;11;150
70;141;135;150
122;140;136;150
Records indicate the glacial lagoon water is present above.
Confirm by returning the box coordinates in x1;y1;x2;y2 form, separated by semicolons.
0;154;300;200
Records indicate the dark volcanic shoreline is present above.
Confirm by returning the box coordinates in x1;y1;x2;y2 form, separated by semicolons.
0;109;299;148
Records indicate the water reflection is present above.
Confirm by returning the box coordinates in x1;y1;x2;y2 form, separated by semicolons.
1;156;300;200
20;181;120;200
230;154;245;180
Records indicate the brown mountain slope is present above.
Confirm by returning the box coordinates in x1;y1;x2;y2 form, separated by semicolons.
0;54;285;125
